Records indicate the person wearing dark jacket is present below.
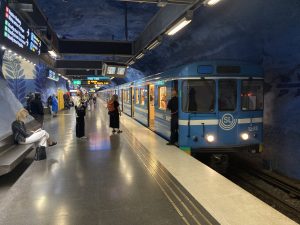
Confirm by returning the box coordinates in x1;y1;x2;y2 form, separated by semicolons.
30;93;44;125
108;94;122;134
75;96;87;138
11;108;56;151
167;89;178;145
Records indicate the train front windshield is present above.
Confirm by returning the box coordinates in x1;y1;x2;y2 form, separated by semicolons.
182;80;216;113
241;80;264;111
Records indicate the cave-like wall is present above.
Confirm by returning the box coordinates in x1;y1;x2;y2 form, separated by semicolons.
133;0;300;179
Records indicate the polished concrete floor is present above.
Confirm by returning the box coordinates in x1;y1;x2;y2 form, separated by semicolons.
0;104;184;225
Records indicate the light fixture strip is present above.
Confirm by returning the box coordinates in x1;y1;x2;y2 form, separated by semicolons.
48;50;58;58
147;39;161;50
128;60;135;65
206;0;222;6
166;17;192;36
136;53;144;59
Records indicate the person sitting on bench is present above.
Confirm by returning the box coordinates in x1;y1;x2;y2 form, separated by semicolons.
11;108;57;150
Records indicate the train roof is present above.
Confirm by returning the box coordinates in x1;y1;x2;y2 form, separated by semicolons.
115;61;263;89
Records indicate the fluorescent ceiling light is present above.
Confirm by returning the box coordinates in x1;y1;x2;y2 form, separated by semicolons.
205;0;222;6
48;49;58;58
128;60;135;65
166;16;192;36
146;37;162;51
136;52;144;59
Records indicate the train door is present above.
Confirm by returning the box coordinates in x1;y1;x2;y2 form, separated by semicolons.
131;87;134;117
148;84;155;130
217;79;238;144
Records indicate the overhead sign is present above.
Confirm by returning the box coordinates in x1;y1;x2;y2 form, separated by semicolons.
73;80;82;85
83;80;110;85
47;70;59;82
87;76;110;81
0;3;42;55
102;62;127;77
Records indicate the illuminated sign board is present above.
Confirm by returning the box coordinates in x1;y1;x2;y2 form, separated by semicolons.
87;76;110;81
73;80;82;85
116;67;126;76
0;3;42;55
47;70;59;81
83;80;110;85
102;63;127;77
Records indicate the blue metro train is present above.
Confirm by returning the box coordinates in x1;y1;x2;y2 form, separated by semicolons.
100;61;264;154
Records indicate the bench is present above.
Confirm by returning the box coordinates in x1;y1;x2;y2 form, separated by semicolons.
0;120;41;176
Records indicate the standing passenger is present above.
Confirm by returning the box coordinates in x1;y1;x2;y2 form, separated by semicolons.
52;95;58;117
108;94;122;134
75;95;87;139
167;89;178;145
30;93;44;126
47;95;53;115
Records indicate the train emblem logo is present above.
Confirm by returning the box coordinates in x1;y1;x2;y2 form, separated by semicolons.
219;114;237;130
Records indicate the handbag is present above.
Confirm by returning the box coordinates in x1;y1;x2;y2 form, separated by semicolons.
34;146;47;161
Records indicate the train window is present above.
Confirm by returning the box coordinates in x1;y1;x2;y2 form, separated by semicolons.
241;80;264;111
218;80;237;111
140;89;145;105
135;89;139;104
159;86;167;110
182;80;216;113
126;90;130;103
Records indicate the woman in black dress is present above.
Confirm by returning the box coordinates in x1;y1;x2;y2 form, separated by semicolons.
108;94;122;134
75;94;87;138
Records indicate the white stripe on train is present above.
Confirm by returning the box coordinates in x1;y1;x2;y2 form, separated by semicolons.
179;117;263;126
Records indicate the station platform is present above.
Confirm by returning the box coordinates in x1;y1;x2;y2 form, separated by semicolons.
0;100;297;225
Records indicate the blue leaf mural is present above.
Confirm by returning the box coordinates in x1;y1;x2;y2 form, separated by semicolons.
3;55;27;105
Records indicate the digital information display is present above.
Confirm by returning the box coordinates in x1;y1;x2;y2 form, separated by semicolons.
107;66;116;75
0;2;42;55
83;80;110;85
102;63;127;77
117;67;126;76
87;76;110;81
47;70;59;81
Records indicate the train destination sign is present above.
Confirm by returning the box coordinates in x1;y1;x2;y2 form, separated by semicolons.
0;3;42;55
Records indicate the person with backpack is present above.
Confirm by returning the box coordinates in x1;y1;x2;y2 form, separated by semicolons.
51;95;58;117
107;94;122;134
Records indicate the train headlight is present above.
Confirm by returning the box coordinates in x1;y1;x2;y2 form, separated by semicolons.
241;133;249;140
206;135;215;143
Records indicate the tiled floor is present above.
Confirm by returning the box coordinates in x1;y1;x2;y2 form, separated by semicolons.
0;104;184;225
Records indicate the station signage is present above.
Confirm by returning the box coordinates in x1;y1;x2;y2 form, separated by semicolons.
83;80;110;85
47;70;59;82
102;62;127;77
0;2;42;55
87;76;110;81
73;80;82;85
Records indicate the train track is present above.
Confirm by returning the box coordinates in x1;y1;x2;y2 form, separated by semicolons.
227;164;300;223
